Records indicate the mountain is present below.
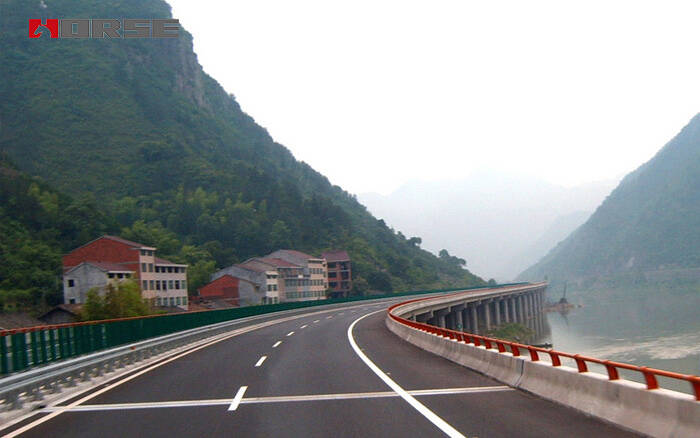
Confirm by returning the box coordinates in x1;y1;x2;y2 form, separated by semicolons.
519;114;700;287
505;210;591;278
359;172;616;281
0;0;483;311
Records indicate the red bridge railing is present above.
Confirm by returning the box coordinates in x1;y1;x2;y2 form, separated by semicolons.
388;301;700;401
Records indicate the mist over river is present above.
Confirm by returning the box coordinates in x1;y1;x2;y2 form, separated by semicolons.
542;285;700;394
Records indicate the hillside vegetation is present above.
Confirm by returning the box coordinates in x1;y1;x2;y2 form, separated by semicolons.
519;114;700;289
0;0;483;312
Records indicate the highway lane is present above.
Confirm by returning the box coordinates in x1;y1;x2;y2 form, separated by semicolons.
2;298;640;437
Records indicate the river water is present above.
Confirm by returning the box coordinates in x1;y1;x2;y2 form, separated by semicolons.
541;286;700;394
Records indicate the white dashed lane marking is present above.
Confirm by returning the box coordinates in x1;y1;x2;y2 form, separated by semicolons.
286;331;295;337
272;341;282;348
228;386;248;411
255;356;267;367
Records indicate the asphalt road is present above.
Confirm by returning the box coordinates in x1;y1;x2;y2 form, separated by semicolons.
2;299;640;437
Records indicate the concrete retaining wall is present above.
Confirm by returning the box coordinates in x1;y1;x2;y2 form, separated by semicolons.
387;314;700;438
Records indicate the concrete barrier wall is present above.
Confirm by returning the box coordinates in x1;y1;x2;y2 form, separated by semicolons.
386;313;700;438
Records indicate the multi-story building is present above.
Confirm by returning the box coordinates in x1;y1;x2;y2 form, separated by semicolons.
265;250;328;301
208;259;279;305
322;250;352;298
62;235;188;310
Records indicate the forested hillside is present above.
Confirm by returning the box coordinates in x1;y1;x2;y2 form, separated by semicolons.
0;0;483;312
519;114;700;288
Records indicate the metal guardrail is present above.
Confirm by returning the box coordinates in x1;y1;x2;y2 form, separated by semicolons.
0;283;526;376
388;296;700;401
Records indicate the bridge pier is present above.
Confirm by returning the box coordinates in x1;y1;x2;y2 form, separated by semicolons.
470;304;478;333
503;299;510;324
483;301;491;331
494;299;502;326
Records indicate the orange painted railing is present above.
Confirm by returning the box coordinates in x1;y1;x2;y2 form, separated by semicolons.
388;300;700;401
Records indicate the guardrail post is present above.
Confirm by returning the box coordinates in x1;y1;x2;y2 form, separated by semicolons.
691;378;700;401
604;361;620;380
5;390;23;411
574;354;588;373
548;351;561;366
528;347;539;362
640;367;659;390
511;344;520;357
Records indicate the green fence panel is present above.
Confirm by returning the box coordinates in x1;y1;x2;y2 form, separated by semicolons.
0;336;8;374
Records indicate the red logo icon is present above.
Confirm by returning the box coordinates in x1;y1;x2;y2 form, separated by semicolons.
28;19;58;38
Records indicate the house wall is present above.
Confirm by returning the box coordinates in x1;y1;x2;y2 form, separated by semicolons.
63;264;110;304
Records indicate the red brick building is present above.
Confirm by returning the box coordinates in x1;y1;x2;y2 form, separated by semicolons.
62;235;188;309
322;250;352;298
197;275;240;306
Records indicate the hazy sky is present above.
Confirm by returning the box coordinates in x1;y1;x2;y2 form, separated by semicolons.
168;0;700;195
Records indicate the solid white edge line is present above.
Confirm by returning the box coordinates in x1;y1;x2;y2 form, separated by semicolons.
272;341;282;348
228;386;248;411
255;356;267;367
44;386;513;412
348;310;466;438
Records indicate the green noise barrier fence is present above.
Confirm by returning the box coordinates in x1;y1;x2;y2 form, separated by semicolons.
0;283;526;375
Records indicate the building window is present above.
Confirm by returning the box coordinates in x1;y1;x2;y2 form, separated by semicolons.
169;280;174;290
183;296;188;305
175;280;180;289
148;263;154;272
69;298;76;304
67;279;75;287
156;280;161;290
182;280;187;290
141;263;147;272
149;280;155;290
142;280;148;290
169;297;174;306
108;273;115;279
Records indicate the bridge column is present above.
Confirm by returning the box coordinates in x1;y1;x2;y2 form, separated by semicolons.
450;305;465;332
470;304;479;334
482;301;491;331
415;312;432;324
510;297;517;322
524;294;531;318
452;308;464;332
518;295;525;321
494;299;501;327
463;307;473;332
503;298;510;323
436;309;449;328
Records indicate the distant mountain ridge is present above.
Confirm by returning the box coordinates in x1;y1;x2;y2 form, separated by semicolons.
519;114;700;286
359;173;617;281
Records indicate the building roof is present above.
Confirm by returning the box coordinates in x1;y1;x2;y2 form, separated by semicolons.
257;257;300;268
65;235;154;256
102;235;150;248
237;259;273;272
0;313;45;330
65;261;135;274
155;257;187;266
322;250;350;262
39;304;82;319
273;249;318;260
